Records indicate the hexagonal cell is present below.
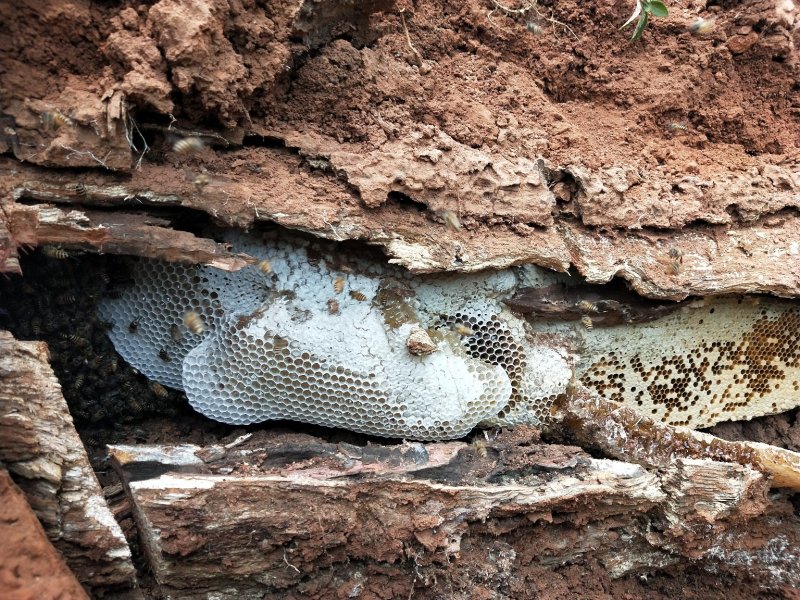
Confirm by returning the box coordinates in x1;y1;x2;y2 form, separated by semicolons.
97;229;800;439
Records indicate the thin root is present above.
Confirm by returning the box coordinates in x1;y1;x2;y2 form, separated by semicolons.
399;10;425;67
487;0;577;39
56;144;112;170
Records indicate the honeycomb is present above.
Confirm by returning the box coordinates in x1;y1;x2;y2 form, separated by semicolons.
182;312;512;439
537;297;800;428
97;260;234;389
431;310;568;427
98;229;800;438
98;230;566;439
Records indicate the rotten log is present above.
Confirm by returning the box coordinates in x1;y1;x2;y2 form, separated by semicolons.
5;159;800;300
0;469;90;600
0;331;136;595
108;429;799;599
546;387;800;490
3;200;255;272
2;0;800;597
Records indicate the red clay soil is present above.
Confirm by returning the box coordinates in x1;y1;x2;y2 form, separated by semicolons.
0;470;89;600
2;0;799;296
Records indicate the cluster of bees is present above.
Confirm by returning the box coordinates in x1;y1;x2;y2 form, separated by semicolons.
0;248;188;425
327;269;370;314
577;299;598;331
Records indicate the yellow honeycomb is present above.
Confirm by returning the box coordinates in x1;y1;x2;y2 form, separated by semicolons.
574;298;800;427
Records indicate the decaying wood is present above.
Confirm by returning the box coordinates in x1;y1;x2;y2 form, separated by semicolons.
505;282;681;325
547;386;800;489
108;429;799;599
0;469;90;600
2;156;800;300
0;331;136;594
1;89;132;171
3;200;254;271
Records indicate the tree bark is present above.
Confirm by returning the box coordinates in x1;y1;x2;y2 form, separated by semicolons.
0;469;91;600
107;429;799;599
0;332;137;595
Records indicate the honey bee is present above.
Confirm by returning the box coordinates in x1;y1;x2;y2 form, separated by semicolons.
64;334;89;346
667;123;688;132
73;182;88;197
169;323;184;343
668;248;684;262
333;276;345;294
526;20;543;35
257;259;272;274
439;210;462;232
149;381;169;399
194;173;212;192
41;245;69;259
453;323;474;337
158;348;171;362
349;290;367;302
184;310;205;334
689;18;714;35
272;335;289;351
56;293;77;305
128;318;140;333
577;300;598;313
41;110;73;130
87;355;103;369
173;137;204;154
580;315;594;330
73;373;85;391
667;260;682;276
327;298;340;315
472;438;488;458
31;318;42;336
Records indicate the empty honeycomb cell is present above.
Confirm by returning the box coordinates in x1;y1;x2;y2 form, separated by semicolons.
89;233;542;439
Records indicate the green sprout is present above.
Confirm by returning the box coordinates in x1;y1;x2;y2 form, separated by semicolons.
621;0;669;42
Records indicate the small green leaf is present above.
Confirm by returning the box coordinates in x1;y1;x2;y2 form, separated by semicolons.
648;1;669;17
631;11;649;41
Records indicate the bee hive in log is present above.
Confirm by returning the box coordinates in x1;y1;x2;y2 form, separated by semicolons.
98;231;569;439
97;230;800;439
